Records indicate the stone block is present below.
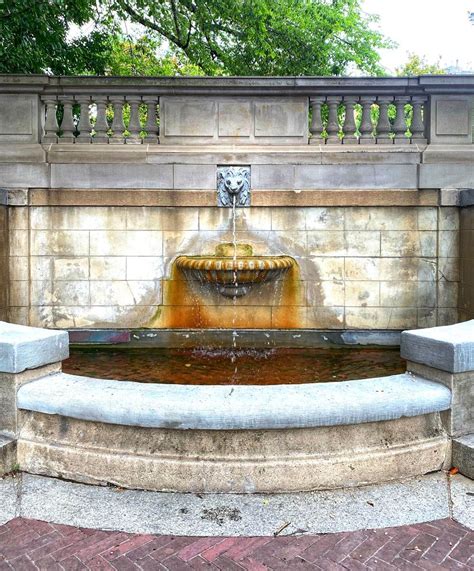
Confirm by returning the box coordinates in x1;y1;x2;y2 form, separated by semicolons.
295;165;417;189
307;231;344;257
344;231;381;257
218;100;252;137
9;282;29;307
305;208;344;231
439;230;460;258
90;257;126;280
52;282;90;306
0;94;40;143
8;207;29;229
401;320;474;373
344;258;380;281
173;164;216;190
126;257;164;280
346;307;417;330
0;164;48;188
90;281;161;307
379;258;436;282
452;434;474;479
51;164;174;189
30;257;52;281
31;230;89;256
380;281;436;308
9;257;29;281
381;231;437;257
419;164;474;189
0;321;68;374
89;231;162;257
438;281;458;308
345;281;380;307
436;99;470;136
252;165;295;190
159;208;199;231
9;230;28;256
439;207;460;231
254;98;307;138
308;258;344;281
53;258;89;281
271;207;306;230
162;97;217;137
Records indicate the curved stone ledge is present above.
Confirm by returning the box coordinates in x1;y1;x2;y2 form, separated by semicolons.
17;372;451;431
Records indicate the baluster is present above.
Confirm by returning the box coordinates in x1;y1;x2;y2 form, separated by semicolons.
325;96;341;144
109;97;125;144
359;96;375;144
75;96;92;144
126;95;142;144
59;96;76;143
411;96;427;144
309;96;324;144
393;96;410;145
92;95;109;144
376;96;393;144
143;96;159;143
342;96;358;144
41;97;59;143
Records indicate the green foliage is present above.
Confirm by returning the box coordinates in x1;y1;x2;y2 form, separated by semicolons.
111;0;390;76
0;0;390;76
106;36;203;76
0;0;112;74
396;53;446;76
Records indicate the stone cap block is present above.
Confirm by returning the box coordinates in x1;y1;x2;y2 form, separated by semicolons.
452;434;474;479
0;321;69;374
401;320;474;373
17;372;450;431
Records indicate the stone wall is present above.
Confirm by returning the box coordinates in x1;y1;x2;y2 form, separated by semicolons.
459;206;474;321
7;204;459;330
0;193;8;321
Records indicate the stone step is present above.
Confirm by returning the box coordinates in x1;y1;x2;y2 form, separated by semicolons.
453;434;474;480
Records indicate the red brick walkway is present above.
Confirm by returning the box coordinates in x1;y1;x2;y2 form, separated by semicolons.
0;518;472;570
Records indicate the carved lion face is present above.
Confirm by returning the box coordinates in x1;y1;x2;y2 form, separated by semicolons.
221;168;248;195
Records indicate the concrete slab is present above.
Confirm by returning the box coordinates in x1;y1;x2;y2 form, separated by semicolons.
453;434;474;479
401;320;474;373
19;473;450;536
0;321;68;374
450;474;474;530
0;476;19;526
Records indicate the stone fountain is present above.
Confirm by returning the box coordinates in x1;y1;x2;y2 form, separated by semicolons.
175;243;295;298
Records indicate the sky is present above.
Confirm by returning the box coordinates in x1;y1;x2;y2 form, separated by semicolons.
362;0;474;73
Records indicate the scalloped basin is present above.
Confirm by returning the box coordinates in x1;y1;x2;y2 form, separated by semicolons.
175;243;296;297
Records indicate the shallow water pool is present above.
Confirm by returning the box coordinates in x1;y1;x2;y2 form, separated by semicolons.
63;346;405;385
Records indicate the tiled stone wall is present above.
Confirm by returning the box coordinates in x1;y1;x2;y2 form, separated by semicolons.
7;205;460;330
0;203;8;321
459;207;474;321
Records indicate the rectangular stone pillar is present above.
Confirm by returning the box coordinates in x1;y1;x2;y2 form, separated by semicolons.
401;320;474;478
0;322;68;474
0;190;7;322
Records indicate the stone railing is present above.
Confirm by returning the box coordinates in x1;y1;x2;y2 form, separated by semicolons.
0;75;473;146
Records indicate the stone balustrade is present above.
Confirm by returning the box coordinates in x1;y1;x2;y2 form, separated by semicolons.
0;75;472;146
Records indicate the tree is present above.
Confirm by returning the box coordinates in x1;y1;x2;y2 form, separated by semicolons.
396;53;446;76
111;0;391;76
0;0;112;74
0;0;390;76
106;36;203;76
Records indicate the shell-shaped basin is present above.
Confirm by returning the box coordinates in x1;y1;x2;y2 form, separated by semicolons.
175;243;296;298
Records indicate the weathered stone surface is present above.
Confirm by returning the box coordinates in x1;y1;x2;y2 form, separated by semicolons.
401;320;474;373
16;472;451;535
17;372;450;430
0;322;68;373
452;434;474;479
51;164;174;189
17;410;448;493
0;95;40;143
0;437;16;475
295;165;418;189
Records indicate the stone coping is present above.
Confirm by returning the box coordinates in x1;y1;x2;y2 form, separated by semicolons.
17;372;451;431
1;74;473;95
0;321;68;374
401;320;474;373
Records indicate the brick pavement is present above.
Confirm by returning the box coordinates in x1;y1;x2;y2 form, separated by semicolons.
0;518;472;570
